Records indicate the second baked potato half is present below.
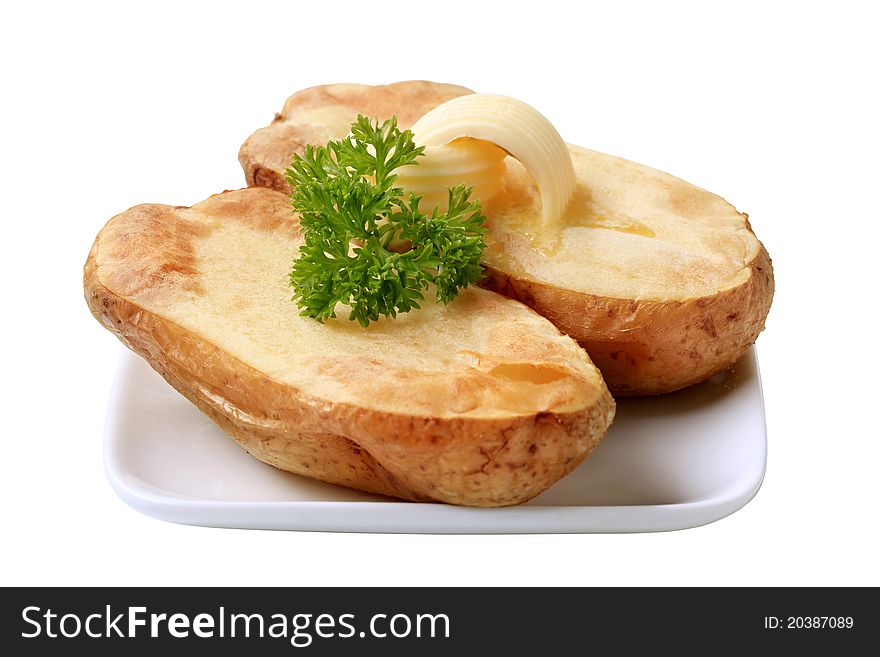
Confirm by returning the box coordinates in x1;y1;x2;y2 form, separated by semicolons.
239;81;773;395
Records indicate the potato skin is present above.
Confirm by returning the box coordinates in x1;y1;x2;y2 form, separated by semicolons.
84;203;615;507
239;81;472;194
482;245;773;396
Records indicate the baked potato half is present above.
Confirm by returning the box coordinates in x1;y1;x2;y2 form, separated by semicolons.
84;187;615;506
239;81;773;395
481;149;774;395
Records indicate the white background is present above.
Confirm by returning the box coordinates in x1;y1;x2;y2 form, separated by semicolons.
2;1;878;586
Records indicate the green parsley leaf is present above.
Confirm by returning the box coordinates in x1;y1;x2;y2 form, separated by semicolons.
285;115;487;327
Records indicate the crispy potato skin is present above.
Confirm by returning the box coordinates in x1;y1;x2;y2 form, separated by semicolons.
482;245;773;396
239;80;472;193
83;190;615;507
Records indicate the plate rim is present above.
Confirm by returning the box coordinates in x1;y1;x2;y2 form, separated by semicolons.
102;348;767;534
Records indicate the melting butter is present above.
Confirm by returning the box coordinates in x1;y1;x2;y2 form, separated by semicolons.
487;182;656;256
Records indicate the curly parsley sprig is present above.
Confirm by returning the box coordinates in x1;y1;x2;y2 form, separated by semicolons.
285;115;487;327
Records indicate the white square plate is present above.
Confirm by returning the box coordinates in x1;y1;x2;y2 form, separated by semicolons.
104;347;766;533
